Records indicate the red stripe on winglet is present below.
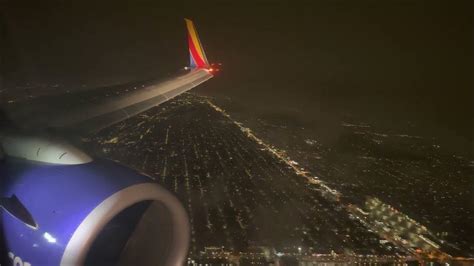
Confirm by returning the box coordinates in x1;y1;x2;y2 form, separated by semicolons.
188;34;206;67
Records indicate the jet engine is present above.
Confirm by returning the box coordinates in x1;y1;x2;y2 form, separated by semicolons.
0;135;190;266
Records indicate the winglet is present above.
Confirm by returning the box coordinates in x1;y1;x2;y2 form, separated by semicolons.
185;18;209;69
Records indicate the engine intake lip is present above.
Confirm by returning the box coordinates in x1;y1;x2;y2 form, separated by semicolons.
60;182;190;266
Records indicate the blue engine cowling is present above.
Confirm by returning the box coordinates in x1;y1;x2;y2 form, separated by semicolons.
0;157;190;266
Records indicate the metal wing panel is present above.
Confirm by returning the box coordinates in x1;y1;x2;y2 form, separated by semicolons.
49;69;212;133
4;69;212;134
65;69;212;133
3;19;214;135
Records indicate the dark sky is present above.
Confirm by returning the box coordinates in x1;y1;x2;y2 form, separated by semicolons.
1;0;473;151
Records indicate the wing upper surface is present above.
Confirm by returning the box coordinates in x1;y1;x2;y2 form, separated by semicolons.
6;69;212;133
3;19;214;134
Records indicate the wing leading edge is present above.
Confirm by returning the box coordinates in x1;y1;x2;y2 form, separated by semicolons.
50;68;212;133
11;18;213;134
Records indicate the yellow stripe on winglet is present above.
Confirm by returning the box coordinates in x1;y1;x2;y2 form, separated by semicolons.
185;19;208;64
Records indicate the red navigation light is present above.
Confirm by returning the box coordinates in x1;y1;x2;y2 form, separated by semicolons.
207;63;222;74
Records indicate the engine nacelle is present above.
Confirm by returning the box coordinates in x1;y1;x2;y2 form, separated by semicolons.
0;142;189;266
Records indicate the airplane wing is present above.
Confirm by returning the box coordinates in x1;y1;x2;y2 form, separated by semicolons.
1;19;212;266
4;18;214;134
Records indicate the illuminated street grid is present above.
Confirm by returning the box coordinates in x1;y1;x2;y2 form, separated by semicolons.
4;81;471;262
84;94;405;257
220;98;474;258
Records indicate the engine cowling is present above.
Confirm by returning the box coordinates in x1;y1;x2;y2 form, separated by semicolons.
0;142;189;266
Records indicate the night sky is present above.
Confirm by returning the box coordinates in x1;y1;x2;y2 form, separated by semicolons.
1;0;472;153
